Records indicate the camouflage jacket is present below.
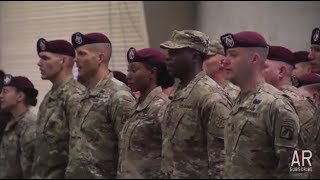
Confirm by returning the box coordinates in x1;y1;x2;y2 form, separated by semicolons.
160;71;232;179
0;110;11;141
222;80;240;104
118;86;169;179
281;85;316;149
66;72;136;179
32;77;85;179
0;109;37;179
224;82;300;179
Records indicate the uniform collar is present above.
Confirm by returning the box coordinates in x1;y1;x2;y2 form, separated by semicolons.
136;86;163;111
170;71;207;100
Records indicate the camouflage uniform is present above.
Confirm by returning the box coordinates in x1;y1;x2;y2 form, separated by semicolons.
159;30;232;179
0;110;11;141
281;85;316;149
0;110;37;178
118;86;169;179
222;80;240;103
66;72;136;179
32;77;84;179
224;82;300;178
160;71;232;179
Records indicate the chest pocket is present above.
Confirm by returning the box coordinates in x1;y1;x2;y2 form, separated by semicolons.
127;113;151;149
167;110;198;144
41;99;64;134
226;105;267;153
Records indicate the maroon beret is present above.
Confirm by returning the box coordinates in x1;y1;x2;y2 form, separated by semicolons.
3;75;38;97
37;38;75;57
293;51;311;64
127;47;167;67
112;70;128;85
267;45;295;65
220;31;268;50
71;32;111;49
298;73;320;87
311;27;320;46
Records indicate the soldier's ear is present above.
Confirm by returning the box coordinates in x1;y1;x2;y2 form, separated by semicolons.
279;66;286;78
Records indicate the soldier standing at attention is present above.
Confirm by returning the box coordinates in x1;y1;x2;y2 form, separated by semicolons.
117;47;174;178
292;51;313;82
32;38;84;178
0;75;38;178
309;28;320;74
159;30;232;179
0;70;11;140
203;39;240;103
262;45;316;145
221;31;300;178
66;32;135;179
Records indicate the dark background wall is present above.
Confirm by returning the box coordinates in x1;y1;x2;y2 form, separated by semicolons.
143;1;198;52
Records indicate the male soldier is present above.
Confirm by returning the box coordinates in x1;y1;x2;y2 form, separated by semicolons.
203;39;240;102
0;70;11;140
66;32;135;178
159;30;232;179
220;31;300;178
32;39;84;178
309;27;320;74
262;45;316;143
297;73;320;107
0;75;38;178
292;51;313;83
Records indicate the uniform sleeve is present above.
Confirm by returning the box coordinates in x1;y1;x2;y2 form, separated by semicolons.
20;122;37;179
270;97;300;179
110;90;136;138
200;93;232;179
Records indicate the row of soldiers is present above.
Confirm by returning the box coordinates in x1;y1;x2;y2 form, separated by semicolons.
0;27;319;179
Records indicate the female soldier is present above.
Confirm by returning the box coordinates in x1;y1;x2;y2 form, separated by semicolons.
0;75;38;178
117;47;174;178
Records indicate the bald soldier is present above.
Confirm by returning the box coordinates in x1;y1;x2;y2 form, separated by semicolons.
66;32;135;178
220;31;300;178
32;39;85;178
203;39;240;103
159;30;232;179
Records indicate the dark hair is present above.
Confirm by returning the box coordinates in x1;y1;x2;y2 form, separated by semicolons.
144;61;174;88
0;70;5;90
19;88;38;106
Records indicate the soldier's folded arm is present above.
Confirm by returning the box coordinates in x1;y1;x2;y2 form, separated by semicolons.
271;97;300;179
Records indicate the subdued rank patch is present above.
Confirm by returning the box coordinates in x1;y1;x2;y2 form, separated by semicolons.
252;99;261;104
280;125;294;140
215;118;225;128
